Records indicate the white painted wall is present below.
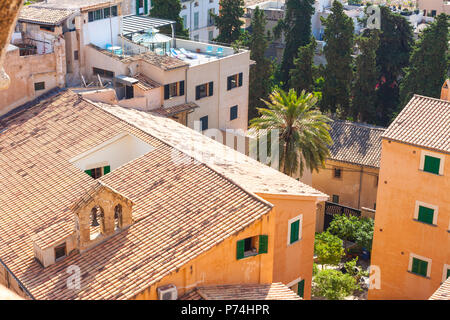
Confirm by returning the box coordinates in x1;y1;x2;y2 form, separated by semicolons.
83;16;121;48
70;133;154;172
180;0;219;42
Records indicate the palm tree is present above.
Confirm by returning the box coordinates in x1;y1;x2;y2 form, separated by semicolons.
250;88;332;177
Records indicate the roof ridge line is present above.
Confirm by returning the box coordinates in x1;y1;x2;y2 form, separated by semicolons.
82;96;275;212
413;94;450;104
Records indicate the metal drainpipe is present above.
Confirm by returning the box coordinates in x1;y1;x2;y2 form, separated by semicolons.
357;165;363;209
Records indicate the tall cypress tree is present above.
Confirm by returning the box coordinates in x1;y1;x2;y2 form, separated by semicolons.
274;0;315;86
289;38;317;93
352;32;379;123
399;13;449;107
213;0;244;44
248;7;273;121
321;1;354;116
150;0;188;37
364;6;413;125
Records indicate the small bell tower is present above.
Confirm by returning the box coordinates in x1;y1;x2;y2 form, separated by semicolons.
440;79;450;101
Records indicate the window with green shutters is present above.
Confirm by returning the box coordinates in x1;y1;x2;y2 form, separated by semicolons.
290;220;300;244
423;155;441;175
411;257;428;277
447;268;450;280
236;235;268;260
103;165;111;175
417;205;435;224
297;279;305;298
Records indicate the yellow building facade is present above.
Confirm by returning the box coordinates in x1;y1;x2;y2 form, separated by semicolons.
369;95;450;300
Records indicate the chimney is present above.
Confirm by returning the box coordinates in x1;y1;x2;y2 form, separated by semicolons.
440;79;450;101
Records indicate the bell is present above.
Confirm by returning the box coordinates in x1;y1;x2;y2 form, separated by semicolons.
91;212;100;227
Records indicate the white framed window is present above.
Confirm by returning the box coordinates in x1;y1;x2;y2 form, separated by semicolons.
413;201;438;225
287;214;303;245
408;253;432;278
419;150;445;175
443;264;450;283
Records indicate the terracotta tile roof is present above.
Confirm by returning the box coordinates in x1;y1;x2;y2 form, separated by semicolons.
133;74;161;91
139;52;189;71
19;6;75;25
88;44;188;71
328;120;385;168
30;0;119;11
180;283;301;300
383;95;450;153
96;103;328;198
429;278;450;300
0;90;273;300
31;219;74;250
151;102;199;117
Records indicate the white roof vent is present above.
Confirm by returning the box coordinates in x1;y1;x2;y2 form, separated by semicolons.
157;284;178;300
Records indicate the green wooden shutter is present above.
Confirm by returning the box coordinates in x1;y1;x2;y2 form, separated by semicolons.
144;0;148;14
195;85;200;100
423;156;440;174
238;72;243;87
258;235;268;254
84;169;92;177
135;0;140;15
412;258;427;277
164;84;170;100
417;206;434;224
103;165;111;175
290;220;299;244
179;81;185;96
236;239;245;260
297;279;305;298
208;81;214;96
446;268;450;279
227;76;232;90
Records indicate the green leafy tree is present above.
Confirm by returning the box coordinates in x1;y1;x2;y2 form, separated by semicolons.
321;1;354;116
312;269;358;300
213;0;244;44
399;13;449;107
344;257;368;283
248;7;273;120
289;37;317;94
327;215;374;251
351;32;380;123
364;6;413;125
274;0;315;86
150;0;189;37
250;88;332;177
314;232;345;266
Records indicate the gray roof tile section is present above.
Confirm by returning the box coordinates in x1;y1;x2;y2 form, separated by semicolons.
328;120;385;168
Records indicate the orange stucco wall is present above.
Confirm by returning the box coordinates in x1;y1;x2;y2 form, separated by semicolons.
132;194;320;300
312;159;379;210
369;140;450;300
260;194;319;300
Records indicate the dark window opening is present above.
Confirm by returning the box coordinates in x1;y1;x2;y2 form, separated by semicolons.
74;50;79;60
332;194;340;204
164;81;184;100
195;81;213;100
114;204;122;229
230;105;238;120
227;73;243;90
200;116;208;131
93;67;114;78
34;82;45;91
236;235;268;259
54;243;66;260
333;168;342;178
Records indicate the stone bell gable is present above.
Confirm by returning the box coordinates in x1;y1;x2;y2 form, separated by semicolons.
70;181;134;252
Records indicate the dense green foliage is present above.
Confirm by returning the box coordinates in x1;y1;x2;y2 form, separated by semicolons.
289;38;317;94
248;7;273;121
321;1;354;116
312;269;358;300
274;0;315;86
400;13;449;107
213;0;245;44
364;6;413;125
314;232;345;266
351;32;380;122
150;0;188;37
327;215;374;251
250;89;332;176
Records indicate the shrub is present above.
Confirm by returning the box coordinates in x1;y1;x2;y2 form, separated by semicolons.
312;269;359;300
314;232;345;266
327;215;374;251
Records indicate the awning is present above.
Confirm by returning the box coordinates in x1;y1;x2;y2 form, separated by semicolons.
122;15;175;36
115;75;139;86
